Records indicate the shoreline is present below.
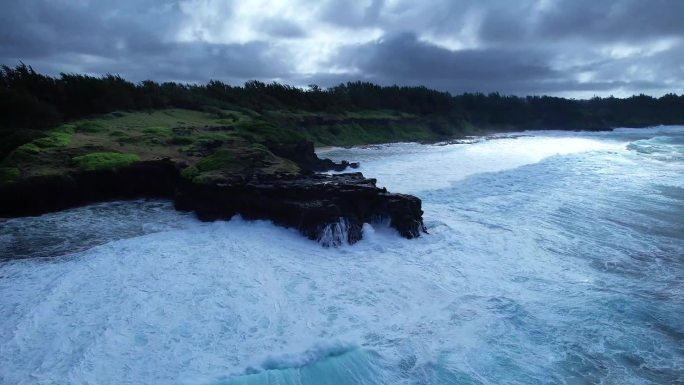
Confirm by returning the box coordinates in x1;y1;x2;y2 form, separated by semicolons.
0;142;426;246
315;126;619;155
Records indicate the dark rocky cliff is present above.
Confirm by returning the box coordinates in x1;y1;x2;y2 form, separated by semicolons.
0;142;425;246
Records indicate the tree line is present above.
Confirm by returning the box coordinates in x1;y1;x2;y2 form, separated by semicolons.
2;63;683;156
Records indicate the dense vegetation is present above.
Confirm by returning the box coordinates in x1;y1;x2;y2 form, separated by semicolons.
0;108;308;184
2;63;684;160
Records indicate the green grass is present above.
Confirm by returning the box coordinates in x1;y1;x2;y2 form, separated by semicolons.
0;128;45;161
3;107;460;185
249;143;269;152
72;152;140;171
265;110;318;119
31;125;75;149
266;109;411;120
235;120;305;143
296;121;437;147
66;109;246;152
182;144;299;184
15;142;41;155
344;110;413;119
196;132;234;141
191;145;274;172
4;142;42;164
260;109;447;146
263;157;300;175
141;126;173;136
0;167;20;184
202;106;247;122
195;149;238;172
61;108;443;151
180;166;200;180
81;109;234;131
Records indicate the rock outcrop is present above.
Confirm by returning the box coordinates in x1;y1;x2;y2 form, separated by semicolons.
264;141;359;172
0;160;180;217
0;141;425;246
174;172;425;246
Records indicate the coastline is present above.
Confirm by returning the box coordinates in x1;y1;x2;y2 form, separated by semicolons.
315;125;618;155
0;141;426;246
0;108;646;248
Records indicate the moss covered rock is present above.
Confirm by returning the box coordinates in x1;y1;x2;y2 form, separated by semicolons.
72;152;140;171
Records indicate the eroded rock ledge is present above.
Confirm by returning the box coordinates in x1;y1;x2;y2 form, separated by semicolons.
175;172;426;246
0;158;425;246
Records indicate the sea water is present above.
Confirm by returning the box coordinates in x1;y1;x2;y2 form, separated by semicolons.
1;127;682;385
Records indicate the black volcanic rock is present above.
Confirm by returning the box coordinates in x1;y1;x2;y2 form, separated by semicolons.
0;139;424;246
264;141;358;172
0;164;426;246
0;160;180;218
174;172;426;245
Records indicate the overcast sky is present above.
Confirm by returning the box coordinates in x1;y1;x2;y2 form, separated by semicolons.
2;0;683;97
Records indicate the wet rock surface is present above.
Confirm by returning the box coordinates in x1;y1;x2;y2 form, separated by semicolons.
175;172;425;245
264;141;359;172
0;142;425;245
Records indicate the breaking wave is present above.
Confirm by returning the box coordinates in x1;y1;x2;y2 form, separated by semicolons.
1;126;683;385
318;218;351;247
627;135;684;161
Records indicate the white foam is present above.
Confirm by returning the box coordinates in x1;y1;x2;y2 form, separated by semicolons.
324;135;625;193
317;218;350;247
1;128;683;385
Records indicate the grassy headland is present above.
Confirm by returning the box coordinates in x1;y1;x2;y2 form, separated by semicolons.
0;107;450;186
2;64;684;187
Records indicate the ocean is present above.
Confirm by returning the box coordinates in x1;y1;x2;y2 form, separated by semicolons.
1;127;683;384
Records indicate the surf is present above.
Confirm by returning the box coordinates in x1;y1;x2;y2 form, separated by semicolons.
1;127;683;385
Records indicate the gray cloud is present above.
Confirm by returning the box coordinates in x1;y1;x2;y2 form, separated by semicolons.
318;0;385;27
0;0;182;57
535;0;684;42
259;18;306;39
0;0;287;83
1;0;682;96
326;33;556;93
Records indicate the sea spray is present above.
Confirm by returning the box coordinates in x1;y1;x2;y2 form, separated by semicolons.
317;217;351;247
1;126;683;385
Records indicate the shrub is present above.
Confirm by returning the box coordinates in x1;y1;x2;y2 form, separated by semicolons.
6;142;41;162
195;149;236;172
0;167;20;184
33;131;73;148
15;142;40;155
72;152;140;171
180;165;199;180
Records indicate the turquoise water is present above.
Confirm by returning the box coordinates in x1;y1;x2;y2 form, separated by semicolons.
1;127;683;384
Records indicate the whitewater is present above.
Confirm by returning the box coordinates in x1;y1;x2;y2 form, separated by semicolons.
1;127;683;385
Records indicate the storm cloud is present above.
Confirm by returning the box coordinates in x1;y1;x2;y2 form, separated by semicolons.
1;0;682;97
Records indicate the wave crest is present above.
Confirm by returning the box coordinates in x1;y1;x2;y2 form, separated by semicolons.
626;135;684;161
